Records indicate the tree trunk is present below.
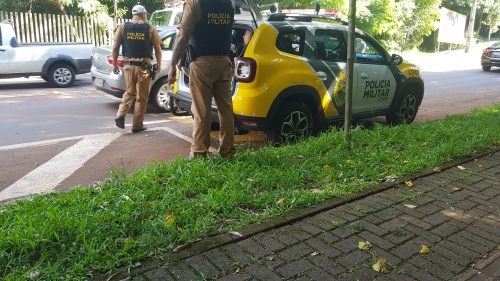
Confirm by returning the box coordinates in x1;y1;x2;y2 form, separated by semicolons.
488;18;492;41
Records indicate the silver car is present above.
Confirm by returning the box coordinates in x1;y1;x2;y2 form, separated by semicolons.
90;26;177;112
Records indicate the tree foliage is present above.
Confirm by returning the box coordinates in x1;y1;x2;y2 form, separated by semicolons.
1;0;498;48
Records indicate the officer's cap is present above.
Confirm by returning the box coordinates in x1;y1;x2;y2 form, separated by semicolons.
132;5;147;15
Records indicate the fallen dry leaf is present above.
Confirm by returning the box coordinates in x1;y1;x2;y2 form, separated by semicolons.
372;258;390;273
276;198;285;205
404;204;418;209
173;244;187;252
419;245;430;254
29;271;40;280
447;155;453;161
264;256;274;261
405;180;414;187
234;267;241;274
229;231;243;237
164;213;176;227
346;160;354;165
358;241;373;251
310;251;319;256
457;166;466;171
323;164;331;170
384;175;397;183
432;167;441;172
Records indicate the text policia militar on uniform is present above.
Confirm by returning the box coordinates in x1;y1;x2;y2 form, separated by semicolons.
208;13;231;25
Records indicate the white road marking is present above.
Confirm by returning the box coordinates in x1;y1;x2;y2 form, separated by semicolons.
0;133;120;202
160;127;193;143
160;127;216;153
0;124;216;201
0;133;114;152
133;120;172;126
0;121;172;151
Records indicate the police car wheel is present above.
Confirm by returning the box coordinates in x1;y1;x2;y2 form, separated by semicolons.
386;88;420;125
48;63;75;87
151;78;171;112
41;75;48;82
482;65;491;71
268;102;313;144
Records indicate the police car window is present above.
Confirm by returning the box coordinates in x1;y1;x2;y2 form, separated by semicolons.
355;36;385;64
314;29;346;62
161;34;175;50
276;31;304;56
151;11;173;26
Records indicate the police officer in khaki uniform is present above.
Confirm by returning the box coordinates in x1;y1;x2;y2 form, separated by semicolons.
113;5;162;133
167;0;235;158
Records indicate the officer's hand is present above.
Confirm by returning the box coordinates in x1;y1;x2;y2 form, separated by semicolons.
167;66;177;85
113;65;119;74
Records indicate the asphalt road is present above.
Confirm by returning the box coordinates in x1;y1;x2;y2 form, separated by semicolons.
0;50;499;202
0;74;184;146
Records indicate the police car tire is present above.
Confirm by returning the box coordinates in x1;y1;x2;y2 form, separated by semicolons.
482;65;491;71
41;75;48;82
48;63;75;88
150;78;171;112
268;101;313;144
386;87;421;125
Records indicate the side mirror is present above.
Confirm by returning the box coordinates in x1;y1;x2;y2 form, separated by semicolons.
391;54;403;65
10;37;19;47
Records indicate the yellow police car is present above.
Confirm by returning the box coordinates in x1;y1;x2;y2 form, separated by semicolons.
170;12;424;143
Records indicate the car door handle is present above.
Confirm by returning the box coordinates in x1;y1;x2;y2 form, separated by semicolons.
360;73;369;79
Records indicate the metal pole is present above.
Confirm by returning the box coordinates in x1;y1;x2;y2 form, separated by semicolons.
465;0;478;53
344;0;355;145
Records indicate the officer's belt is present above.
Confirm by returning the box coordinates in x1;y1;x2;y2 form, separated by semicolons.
124;61;147;67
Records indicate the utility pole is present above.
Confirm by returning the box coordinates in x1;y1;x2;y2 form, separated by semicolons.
344;0;356;145
465;0;478;53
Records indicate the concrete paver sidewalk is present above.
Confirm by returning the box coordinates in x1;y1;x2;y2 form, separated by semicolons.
121;150;499;281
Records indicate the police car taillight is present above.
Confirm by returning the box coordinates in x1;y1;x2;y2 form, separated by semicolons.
234;58;256;83
107;55;124;68
483;48;492;55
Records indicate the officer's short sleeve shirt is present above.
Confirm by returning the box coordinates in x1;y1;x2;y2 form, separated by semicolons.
179;0;201;36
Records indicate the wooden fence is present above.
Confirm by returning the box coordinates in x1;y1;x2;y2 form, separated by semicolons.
0;11;125;46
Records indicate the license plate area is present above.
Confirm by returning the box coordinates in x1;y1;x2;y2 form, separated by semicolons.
94;78;104;88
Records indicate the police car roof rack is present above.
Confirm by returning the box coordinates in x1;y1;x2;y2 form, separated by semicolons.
267;13;347;25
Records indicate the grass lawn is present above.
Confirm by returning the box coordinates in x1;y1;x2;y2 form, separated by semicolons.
1;105;499;280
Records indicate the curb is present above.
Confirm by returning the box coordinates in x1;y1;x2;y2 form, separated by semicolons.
99;145;500;281
456;246;500;281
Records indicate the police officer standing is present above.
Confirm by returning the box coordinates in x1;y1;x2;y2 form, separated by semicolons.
167;0;235;158
113;5;162;133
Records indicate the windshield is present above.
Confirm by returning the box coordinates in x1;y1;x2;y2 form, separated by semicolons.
151;10;172;26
